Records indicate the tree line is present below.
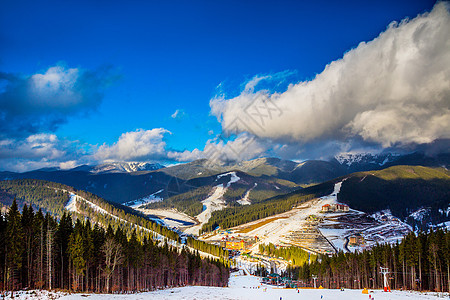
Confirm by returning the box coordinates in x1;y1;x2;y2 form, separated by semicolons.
290;229;449;292
0;200;229;292
142;186;211;217
0;179;228;259
259;243;316;267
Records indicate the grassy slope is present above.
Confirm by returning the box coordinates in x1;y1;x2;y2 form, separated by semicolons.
337;165;450;225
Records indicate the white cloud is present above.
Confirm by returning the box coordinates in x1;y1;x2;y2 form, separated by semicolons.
210;3;450;148
94;128;171;162
171;109;187;120
168;133;268;163
0;133;91;172
0;133;64;160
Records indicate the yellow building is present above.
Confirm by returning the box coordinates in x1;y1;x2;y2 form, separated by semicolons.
225;240;245;250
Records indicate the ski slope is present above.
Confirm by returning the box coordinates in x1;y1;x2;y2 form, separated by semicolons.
184;172;241;235
8;272;446;299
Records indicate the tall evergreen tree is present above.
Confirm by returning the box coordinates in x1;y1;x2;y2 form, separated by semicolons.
5;199;24;290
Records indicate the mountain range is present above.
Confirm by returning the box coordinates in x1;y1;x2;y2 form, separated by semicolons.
1;151;449;230
1;151;449;205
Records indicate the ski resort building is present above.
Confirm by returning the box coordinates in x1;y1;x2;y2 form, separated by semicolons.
221;236;257;251
321;204;331;212
349;234;364;245
336;204;349;212
225;240;245;250
322;203;349;212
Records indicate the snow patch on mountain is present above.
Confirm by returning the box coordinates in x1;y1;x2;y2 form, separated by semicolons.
185;172;242;235
65;193;120;221
216;171;240;187
124;189;164;208
439;206;450;217
237;183;257;206
335;152;400;167
409;207;430;221
91;162;164;173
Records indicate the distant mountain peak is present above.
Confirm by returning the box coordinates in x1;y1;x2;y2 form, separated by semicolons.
334;152;400;168
91;162;165;173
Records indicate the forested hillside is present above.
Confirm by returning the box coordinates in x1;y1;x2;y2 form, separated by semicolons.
292;229;449;292
338;166;450;227
143;171;297;217
143;186;210;216
0;201;229;292
259;243;316;266
0;179;228;259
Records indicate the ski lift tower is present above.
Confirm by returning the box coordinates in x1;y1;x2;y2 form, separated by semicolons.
380;267;391;292
312;275;318;288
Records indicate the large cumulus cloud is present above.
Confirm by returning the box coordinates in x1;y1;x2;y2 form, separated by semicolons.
210;3;450;149
94;128;171;162
168;133;268;163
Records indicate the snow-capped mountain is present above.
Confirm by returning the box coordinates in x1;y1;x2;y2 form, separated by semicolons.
91;162;165;173
334;152;400;171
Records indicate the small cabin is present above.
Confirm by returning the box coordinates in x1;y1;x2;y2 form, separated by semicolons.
322;204;331;212
335;204;349;212
349;234;364;245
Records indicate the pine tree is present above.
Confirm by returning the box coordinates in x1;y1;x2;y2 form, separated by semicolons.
21;203;34;288
68;221;86;291
5;199;24;290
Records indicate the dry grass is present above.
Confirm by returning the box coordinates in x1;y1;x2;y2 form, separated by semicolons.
237;216;288;233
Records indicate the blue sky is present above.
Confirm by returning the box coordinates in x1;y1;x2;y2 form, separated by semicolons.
1;0;449;171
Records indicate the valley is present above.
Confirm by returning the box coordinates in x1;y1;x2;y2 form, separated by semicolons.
199;181;412;267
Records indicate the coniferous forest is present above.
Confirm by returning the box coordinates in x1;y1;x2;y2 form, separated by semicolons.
289;230;449;292
0;200;229;292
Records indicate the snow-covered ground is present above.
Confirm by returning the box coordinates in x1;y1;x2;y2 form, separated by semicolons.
65;193;120;221
409;207;430;222
206;182;346;256
138;208;196;229
124;189;164;208
237;183;257;206
217;171;240;188
11;272;447;300
184;172;241;235
184;185;226;235
205;181;412;257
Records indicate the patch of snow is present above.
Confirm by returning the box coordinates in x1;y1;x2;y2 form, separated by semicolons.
217;171;240;187
237;183;257;206
65;192;120;221
91;162;164;173
55;271;448;300
185;185;226;235
124;189;164;208
409;207;429;221
138;208;196;228
334;152;399;167
438;206;450;217
432;221;450;230
380;157;389;166
3;290;68;299
65;193;78;212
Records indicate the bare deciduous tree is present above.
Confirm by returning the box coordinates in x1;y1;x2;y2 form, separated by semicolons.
102;237;123;293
